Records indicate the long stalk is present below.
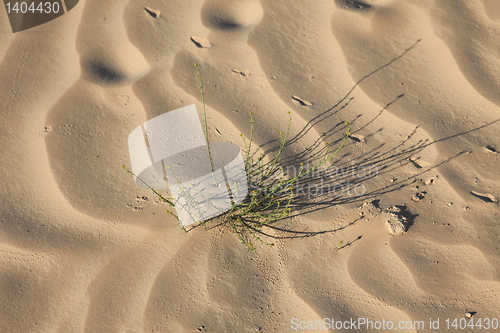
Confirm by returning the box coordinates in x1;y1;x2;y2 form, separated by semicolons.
194;64;216;180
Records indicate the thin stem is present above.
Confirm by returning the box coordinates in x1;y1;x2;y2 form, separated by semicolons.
194;63;216;181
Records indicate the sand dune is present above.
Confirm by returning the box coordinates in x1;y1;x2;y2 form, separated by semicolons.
1;0;499;332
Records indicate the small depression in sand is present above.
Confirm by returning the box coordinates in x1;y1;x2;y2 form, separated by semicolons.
201;0;264;30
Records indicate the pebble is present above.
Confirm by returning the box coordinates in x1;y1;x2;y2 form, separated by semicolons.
145;7;160;18
409;156;432;168
191;36;212;48
411;192;426;202
292;95;312;106
465;312;476;318
424;177;436;185
232;69;250;76
484;145;498;154
349;133;365;143
471;191;498;203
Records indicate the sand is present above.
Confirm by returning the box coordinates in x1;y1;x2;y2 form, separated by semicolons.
1;0;499;332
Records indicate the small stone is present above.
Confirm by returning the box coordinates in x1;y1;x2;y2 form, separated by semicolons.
484;145;498;154
471;191;498;203
349;133;365;143
191;36;212;48
144;7;160;18
424;177;436;185
411;192;426;202
232;69;250;76
410;157;432;168
292;95;313;106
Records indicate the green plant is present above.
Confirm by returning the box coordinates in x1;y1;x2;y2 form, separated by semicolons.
222;111;350;250
123;66;350;250
194;63;215;179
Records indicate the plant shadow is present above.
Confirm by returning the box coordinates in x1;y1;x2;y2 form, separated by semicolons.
193;39;500;249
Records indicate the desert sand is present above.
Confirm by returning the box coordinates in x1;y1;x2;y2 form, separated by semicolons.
0;0;499;332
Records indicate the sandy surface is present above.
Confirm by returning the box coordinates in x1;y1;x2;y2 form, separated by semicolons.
1;0;499;332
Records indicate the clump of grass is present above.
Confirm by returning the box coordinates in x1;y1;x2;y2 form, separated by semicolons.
221;111;350;250
123;66;350;250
